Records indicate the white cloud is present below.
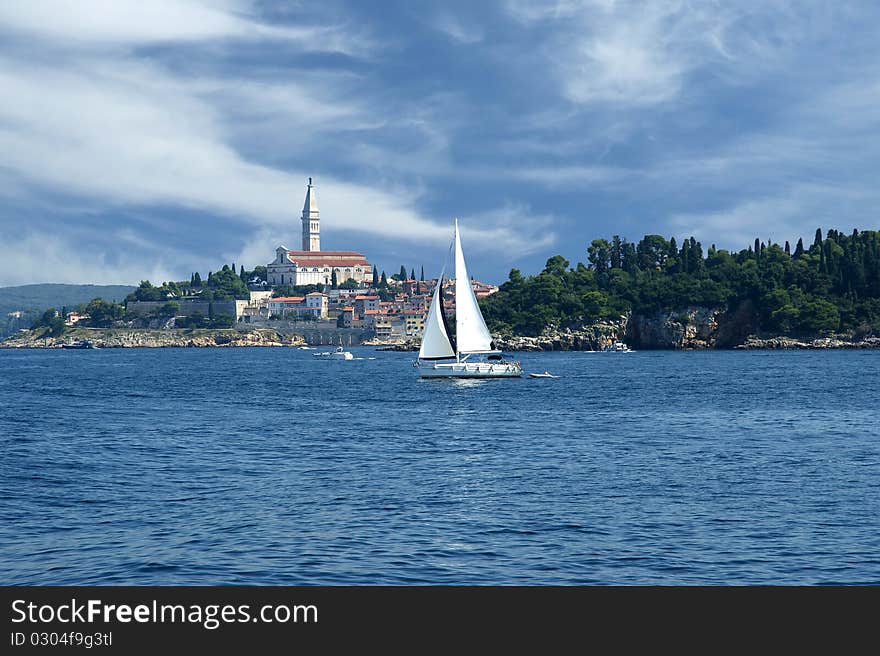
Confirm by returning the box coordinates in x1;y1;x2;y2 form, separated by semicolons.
669;183;880;251
502;1;815;107
0;0;351;50
430;12;484;44
0;2;557;285
0;231;176;286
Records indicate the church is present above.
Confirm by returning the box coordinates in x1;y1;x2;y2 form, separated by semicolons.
267;178;373;287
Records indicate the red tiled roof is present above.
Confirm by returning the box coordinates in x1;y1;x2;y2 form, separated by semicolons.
288;260;369;267
272;296;305;303
287;250;365;256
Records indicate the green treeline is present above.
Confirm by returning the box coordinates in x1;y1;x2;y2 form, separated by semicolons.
480;228;880;337
127;264;251;302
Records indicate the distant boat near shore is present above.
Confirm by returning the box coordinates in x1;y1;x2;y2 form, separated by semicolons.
61;340;96;349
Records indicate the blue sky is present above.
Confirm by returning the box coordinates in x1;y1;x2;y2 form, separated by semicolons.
0;1;878;286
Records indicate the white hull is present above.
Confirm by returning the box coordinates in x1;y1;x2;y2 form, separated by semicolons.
314;348;354;359
420;362;522;378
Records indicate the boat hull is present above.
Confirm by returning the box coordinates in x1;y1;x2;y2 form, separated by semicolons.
420;362;522;378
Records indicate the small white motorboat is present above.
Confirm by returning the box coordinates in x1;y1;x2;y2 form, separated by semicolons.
529;371;558;378
314;344;354;360
602;341;632;352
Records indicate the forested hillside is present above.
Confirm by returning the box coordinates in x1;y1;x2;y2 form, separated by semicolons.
481;228;880;338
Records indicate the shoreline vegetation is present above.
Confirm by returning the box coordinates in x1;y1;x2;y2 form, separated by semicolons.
2;227;878;350
480;227;879;350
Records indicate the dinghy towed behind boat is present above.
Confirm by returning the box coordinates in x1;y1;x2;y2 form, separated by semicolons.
417;219;522;379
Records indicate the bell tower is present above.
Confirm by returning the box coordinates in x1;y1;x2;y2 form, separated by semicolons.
301;177;320;251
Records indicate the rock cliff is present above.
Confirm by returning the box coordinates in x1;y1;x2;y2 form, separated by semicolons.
493;302;876;351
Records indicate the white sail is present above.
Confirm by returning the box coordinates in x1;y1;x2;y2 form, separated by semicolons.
418;271;456;360
454;219;495;354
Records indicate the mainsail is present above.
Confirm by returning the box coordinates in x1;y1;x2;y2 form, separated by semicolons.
454;219;495;354
418;271;456;360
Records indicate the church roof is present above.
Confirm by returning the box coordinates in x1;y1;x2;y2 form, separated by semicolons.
287;250;366;257
285;251;370;267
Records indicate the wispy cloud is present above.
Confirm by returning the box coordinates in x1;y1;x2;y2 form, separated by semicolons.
0;0;557;285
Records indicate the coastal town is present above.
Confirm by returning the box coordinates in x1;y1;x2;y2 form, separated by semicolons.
126;178;498;344
3;179;498;347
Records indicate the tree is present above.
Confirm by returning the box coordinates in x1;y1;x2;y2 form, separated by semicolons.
194;272;202;286
587;240;611;283
420;266;425;281
85;298;124;327
411;268;416;280
331;269;338;289
33;308;65;337
543;255;570;278
380;271;388;288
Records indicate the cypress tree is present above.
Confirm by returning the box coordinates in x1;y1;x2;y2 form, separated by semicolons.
813;228;823;249
689;238;703;272
420;266;425;281
411;268;416;280
785;241;791;256
794;238;805;258
331;269;338;289
194;272;202;286
754;238;761;259
399;265;407;280
372;268;379;287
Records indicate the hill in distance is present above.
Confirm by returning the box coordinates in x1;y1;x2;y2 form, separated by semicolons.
0;283;136;316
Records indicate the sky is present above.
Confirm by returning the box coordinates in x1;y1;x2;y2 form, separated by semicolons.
0;0;878;286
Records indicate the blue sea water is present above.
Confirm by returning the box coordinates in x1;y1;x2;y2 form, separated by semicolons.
0;347;878;585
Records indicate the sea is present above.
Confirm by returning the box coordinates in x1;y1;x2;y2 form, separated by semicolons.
1;347;878;585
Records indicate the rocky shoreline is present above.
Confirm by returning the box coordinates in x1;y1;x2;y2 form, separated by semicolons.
0;327;306;348
494;309;879;351
735;335;880;349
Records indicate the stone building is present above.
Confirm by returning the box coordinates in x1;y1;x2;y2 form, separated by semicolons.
267;178;373;287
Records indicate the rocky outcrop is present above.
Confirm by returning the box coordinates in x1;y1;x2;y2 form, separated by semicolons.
375;341;419;351
494;318;626;351
626;307;726;350
736;335;880;349
0;328;305;348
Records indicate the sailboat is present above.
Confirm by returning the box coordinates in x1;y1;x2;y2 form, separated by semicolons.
418;220;523;378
